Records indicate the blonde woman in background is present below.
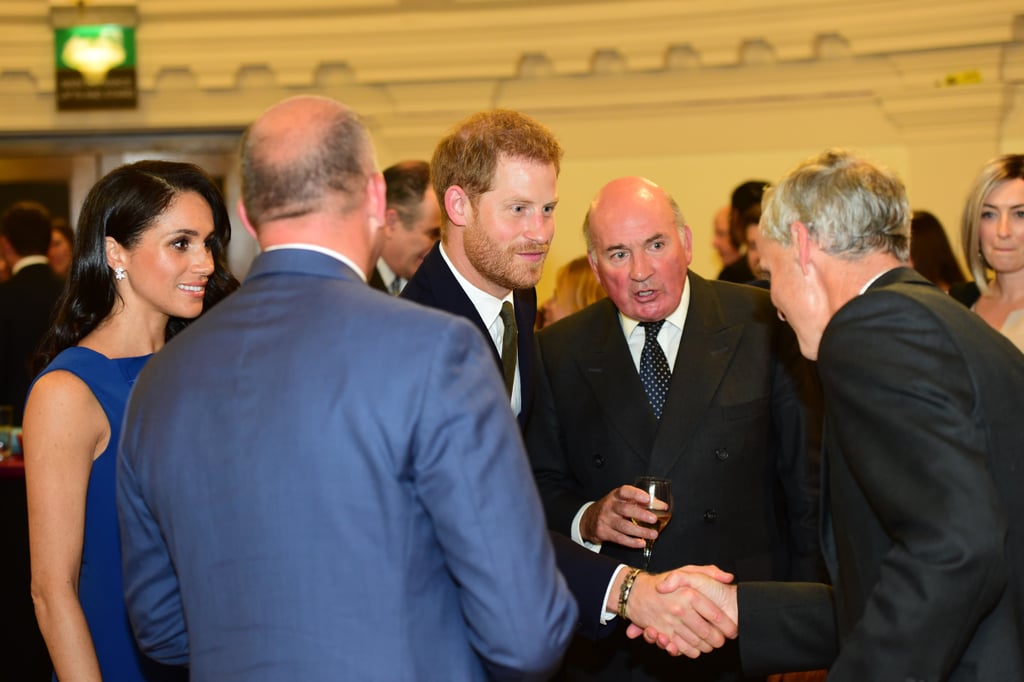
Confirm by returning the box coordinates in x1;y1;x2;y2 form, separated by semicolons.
953;154;1024;352
537;255;606;328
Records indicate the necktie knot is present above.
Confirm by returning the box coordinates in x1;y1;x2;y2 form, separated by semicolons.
499;302;518;397
639;320;670;419
641;320;665;337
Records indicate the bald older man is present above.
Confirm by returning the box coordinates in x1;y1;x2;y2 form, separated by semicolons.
528;177;823;682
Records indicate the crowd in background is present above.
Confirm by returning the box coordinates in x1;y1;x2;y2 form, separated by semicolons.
0;98;1022;681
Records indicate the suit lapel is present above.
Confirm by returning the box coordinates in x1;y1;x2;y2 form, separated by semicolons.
415;245;503;370
648;274;743;475
407;245;536;427
576;300;658;465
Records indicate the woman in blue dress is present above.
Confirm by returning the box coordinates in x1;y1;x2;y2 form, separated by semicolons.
23;161;238;681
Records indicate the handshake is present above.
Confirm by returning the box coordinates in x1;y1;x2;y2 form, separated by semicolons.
616;565;739;658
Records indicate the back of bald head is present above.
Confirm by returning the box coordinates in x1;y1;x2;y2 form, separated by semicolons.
240;96;377;229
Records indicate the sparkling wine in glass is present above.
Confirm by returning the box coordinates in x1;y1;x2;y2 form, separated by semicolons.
632;476;673;569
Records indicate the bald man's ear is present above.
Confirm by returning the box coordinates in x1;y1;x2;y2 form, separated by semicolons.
366;172;386;229
237;200;258;240
444;185;470;228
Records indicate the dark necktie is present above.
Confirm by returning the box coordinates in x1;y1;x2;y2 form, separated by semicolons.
389;277;403;295
499;301;517;397
639;320;671;419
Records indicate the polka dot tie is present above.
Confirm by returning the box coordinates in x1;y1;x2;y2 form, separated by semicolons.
640;320;671;419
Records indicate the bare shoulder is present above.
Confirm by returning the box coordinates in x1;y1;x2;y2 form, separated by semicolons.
24;370;109;464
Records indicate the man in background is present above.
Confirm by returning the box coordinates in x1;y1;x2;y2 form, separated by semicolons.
117;95;578;681
529;176;823;682
718;180;768;283
369;159;441;294
710;205;739;272
0;201;64;424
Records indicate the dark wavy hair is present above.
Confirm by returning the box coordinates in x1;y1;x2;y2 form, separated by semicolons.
34;160;239;372
910;210;966;291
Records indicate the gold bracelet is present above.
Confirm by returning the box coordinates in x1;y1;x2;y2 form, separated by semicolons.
617;567;642;621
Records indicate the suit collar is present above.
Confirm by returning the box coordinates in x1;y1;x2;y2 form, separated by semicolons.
262;243;366;281
244;247;363;285
570;274;738;466
438;242;516;332
574;274;746;471
404;242;537;427
577;298;658;464
865;266;930;290
408;243;481;323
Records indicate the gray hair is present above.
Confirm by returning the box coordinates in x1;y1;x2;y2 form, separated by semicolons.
760;148;910;262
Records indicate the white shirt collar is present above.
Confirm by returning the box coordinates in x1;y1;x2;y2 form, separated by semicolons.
12;255;50;276
375;259;400;290
439;242;514;326
858;267;899;295
618;272;691;339
263;243;367;282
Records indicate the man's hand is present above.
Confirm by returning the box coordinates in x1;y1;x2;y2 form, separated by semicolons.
580;485;666;547
624;565;739;657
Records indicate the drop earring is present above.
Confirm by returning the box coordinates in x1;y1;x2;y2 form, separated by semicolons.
114;266;126;281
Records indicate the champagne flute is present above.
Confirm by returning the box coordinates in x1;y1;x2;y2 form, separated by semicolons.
632;476;673;569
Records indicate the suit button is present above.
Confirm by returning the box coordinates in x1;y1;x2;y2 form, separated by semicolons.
594;455;604;468
703;509;718;523
714;448;729;461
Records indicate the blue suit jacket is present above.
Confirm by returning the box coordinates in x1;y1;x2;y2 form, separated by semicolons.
402;242;621;638
117;248;577;681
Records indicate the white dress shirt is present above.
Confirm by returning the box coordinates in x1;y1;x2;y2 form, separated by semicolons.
439;244;521;416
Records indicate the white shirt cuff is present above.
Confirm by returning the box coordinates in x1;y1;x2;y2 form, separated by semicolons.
600;565;629;624
571;501;603;553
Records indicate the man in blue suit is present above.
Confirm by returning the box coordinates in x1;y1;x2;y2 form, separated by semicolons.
116;95;579;681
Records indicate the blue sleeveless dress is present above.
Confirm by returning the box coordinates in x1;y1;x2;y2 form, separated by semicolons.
37;347;186;682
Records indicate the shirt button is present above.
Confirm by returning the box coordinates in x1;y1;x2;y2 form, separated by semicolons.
714;448;729;461
703;509;718;523
594;455;605;468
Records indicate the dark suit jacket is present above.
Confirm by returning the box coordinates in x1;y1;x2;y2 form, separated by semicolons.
528;272;824;681
402;242;538;429
118;248;578;680
717;257;754;284
0;262;64;424
367;263;387;293
402;242;621;639
739;268;1024;681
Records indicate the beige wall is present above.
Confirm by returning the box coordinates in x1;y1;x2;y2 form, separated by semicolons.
3;1;1022;297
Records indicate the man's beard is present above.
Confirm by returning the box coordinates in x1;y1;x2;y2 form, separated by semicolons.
464;223;547;291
